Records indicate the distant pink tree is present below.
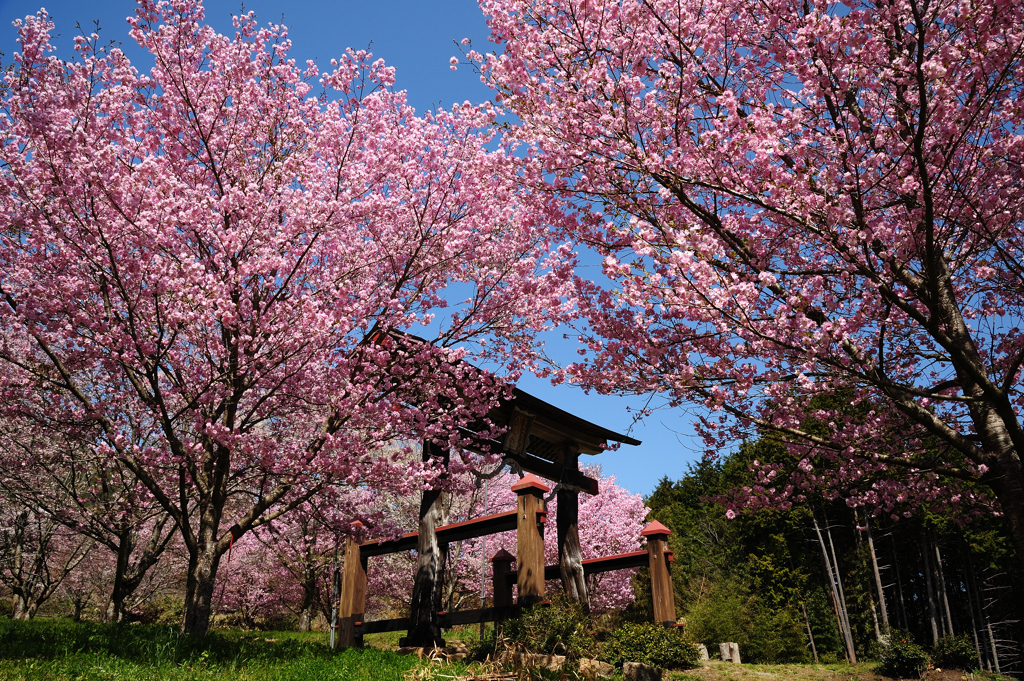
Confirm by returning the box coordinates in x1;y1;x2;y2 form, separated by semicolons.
0;497;93;619
474;0;1024;576
0;0;569;635
0;418;177;622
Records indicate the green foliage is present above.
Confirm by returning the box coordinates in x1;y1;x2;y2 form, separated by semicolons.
140;595;186;627
0;618;426;680
497;596;595;673
876;629;929;678
931;634;979;671
602;623;698;670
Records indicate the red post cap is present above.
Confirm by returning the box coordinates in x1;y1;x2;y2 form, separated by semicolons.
641;520;672;537
511;473;551;494
490;549;515;563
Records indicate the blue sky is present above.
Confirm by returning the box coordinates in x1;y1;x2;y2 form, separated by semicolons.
0;0;708;496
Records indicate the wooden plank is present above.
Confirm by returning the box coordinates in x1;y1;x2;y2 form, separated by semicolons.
454;428;601;495
442;606;523;627
506;551;649;583
360;510;519;557
583;550;649;575
354;607;524;635
355;617;410;635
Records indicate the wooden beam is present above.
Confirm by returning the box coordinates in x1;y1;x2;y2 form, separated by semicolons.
455;428;600;495
353;606;525;636
505;551;650;583
360;510;518;557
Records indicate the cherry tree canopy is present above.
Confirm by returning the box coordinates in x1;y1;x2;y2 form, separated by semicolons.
474;0;1024;573
0;0;569;634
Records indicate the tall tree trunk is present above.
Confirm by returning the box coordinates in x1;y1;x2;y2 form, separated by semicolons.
865;517;890;634
891;533;909;630
813;513;856;663
801;600;819;664
962;550;985;671
825;515;857;662
921;529;940;644
931;532;954;636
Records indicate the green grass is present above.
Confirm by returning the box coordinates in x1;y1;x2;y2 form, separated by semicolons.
0;618;455;680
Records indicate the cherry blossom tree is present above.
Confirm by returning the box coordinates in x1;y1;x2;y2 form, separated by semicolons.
474;0;1024;575
0;497;93;619
0;0;569;635
0;418;177;622
218;487;381;630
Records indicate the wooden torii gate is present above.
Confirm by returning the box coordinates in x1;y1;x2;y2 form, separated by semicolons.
338;385;642;649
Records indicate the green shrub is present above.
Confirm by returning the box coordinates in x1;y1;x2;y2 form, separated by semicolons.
877;629;929;678
932;634;979;671
603;622;699;670
499;596;595;662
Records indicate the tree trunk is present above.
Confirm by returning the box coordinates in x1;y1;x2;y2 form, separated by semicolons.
824;516;856;662
181;543;222;637
891;533;909;630
813;513;856;664
931;533;954;636
962;550;985;671
556;448;588;610
107;529;134;623
865;517;889;634
921;529;940;644
404;441;449;648
297;570;317;632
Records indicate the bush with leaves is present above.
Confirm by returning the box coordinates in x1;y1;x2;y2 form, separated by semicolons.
931;634;979;671
877;629;929;678
603;622;698;670
497;596;595;676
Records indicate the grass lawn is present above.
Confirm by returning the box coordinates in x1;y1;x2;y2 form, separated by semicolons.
2;619;1014;681
0;618;452;681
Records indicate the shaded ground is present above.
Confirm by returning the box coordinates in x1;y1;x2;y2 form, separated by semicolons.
669;661;1007;681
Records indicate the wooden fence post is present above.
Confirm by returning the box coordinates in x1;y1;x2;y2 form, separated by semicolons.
643;520;676;625
513;474;549;606
491;549;515;608
338;530;367;650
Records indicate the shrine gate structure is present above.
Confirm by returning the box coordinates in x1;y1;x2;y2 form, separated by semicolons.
335;385;679;649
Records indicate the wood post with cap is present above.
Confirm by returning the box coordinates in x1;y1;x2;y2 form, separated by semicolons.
513;474;549;606
643;520;676;625
490;549;515;608
337;524;368;650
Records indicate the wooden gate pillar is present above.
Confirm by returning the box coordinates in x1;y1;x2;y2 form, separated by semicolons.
403;441;450;648
337;527;367;650
555;444;589;610
490;549;516;608
643;520;676;625
513;474;549;606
